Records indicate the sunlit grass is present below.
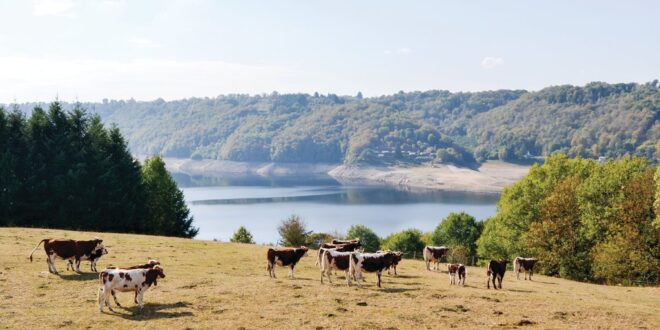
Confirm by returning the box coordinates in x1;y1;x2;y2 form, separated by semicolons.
0;227;657;329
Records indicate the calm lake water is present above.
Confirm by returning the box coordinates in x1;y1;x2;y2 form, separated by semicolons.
174;174;499;243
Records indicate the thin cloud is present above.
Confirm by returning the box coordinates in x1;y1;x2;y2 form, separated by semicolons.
0;57;295;102
397;48;411;54
481;57;504;69
33;0;74;17
129;37;161;48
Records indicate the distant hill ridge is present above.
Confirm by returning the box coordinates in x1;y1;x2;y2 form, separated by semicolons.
7;81;660;166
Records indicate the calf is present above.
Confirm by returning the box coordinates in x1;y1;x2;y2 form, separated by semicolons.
98;265;166;312
423;246;449;271
378;250;403;276
349;251;399;288
66;247;108;273
447;263;466;286
29;238;107;274
486;259;509;289
267;246;308;278
319;249;353;286
514;257;538;280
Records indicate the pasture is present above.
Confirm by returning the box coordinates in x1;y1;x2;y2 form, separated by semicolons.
0;227;657;329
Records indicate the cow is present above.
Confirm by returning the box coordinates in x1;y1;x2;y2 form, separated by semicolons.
316;241;363;268
514;257;538;280
331;239;360;245
378;250;403;276
448;263;466;286
319;249;353;286
105;259;161;306
98;265;166;312
267;246;308;279
423;246;449;271
29;238;107;274
349;251;399;288
66;246;108;273
486;259;509;289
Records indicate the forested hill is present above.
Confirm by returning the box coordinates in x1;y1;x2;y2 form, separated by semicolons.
10;81;660;166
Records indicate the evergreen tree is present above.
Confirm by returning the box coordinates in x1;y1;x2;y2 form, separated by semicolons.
142;156;198;238
230;226;255;244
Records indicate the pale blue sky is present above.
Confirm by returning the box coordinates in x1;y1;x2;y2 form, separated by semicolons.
0;0;658;102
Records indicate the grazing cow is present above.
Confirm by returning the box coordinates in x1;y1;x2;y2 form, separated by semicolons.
267;246;308;278
29;238;107;274
349;251;399;288
447;263;466;286
319;249;353;286
105;260;161;306
486;260;509;289
378;250;404;276
423;246;449;271
98;265;166;312
315;241;363;267
514;257;538;280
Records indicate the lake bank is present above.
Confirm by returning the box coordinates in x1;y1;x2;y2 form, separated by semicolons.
163;158;531;193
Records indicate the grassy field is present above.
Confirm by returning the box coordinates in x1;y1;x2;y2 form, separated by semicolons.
1;228;658;329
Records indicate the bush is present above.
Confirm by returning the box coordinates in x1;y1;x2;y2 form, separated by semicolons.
346;225;380;252
431;212;483;264
307;232;335;249
381;228;425;259
277;214;310;247
230;226;254;244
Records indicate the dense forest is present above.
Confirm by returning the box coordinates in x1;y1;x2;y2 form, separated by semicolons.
9;81;659;166
0;103;198;238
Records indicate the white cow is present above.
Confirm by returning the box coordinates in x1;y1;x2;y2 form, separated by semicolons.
319;249;353;286
98;265;165;312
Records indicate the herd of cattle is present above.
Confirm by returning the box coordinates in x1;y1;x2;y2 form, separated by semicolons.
267;240;539;289
27;237;539;312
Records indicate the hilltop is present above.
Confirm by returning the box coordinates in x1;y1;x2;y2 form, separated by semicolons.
7;81;660;167
1;227;658;329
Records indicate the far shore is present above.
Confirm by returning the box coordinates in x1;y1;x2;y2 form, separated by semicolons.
162;158;532;193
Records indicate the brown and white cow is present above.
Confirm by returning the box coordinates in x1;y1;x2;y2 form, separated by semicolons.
267;246;308;278
378;250;403;276
514;257;538;280
447;263;466;286
486;259;509;289
98;265;166;312
29;238;108;274
106;260;161;306
316;241;363;267
319;248;353;286
423;246;449;271
349;251;399;288
331;239;360;245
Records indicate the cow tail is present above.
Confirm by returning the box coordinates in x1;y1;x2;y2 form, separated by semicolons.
29;239;48;262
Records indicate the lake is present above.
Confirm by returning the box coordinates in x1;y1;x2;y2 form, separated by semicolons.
175;174;499;243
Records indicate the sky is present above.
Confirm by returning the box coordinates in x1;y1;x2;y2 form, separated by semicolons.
0;0;658;102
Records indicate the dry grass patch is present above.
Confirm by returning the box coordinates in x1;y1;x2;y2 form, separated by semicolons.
1;228;658;329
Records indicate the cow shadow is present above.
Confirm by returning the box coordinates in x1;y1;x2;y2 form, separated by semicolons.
111;301;194;320
392;275;420;279
507;288;534;293
381;287;420;293
56;272;99;281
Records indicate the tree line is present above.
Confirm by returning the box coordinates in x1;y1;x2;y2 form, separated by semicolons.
0;102;198;238
232;154;660;285
10;81;657;167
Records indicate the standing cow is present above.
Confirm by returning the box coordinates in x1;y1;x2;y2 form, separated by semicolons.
319;249;353;286
486;259;509;289
29;238;108;274
514;257;538;280
349;251;399;288
447;263;466;286
98;265;166;312
267;246;308;279
423;246;449;271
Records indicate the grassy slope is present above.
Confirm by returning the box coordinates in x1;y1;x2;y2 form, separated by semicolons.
1;228;657;329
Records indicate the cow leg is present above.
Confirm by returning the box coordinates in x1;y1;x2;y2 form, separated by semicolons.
529;270;533;281
289;265;294;279
344;270;351;286
109;290;121;307
48;254;58;274
377;272;382;288
91;260;96;273
326;267;333;284
74;258;81;273
498;275;503;289
137;289;144;310
394;265;397;276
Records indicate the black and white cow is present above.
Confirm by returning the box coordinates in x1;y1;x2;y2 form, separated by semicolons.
29;238;108;274
447;263;466;286
266;246;308;278
98;265;166;312
349;251;399;288
513;257;538;280
486;259;509;289
423;246;449;271
319;248;353;286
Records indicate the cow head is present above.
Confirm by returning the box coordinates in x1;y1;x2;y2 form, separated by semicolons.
298;246;309;257
146;266;166;286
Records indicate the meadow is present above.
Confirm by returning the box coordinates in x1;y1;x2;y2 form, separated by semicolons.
0;227;657;329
